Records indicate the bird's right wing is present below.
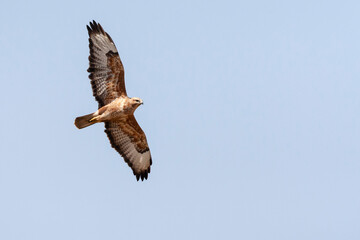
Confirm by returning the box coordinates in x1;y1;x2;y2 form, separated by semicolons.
87;20;127;107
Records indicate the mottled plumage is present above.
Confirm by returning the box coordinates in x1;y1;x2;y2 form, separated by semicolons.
75;21;152;181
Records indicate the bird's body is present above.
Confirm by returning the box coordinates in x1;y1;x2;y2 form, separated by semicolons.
95;97;130;122
75;96;141;128
74;21;152;181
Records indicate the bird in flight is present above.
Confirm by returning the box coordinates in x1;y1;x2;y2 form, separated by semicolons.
75;21;152;181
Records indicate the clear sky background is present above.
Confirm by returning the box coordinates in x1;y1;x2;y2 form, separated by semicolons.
1;0;359;239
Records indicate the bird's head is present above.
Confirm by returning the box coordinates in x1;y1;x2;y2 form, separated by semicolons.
131;97;144;108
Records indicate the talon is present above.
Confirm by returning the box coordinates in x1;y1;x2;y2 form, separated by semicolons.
89;117;97;122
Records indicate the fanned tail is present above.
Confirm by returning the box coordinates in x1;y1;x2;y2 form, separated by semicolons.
74;113;97;129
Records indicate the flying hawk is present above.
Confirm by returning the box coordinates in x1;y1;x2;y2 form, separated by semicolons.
75;21;152;181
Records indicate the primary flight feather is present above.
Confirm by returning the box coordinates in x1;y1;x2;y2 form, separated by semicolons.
75;21;152;181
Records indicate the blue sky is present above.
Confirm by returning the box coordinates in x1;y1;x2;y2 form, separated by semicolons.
1;0;360;239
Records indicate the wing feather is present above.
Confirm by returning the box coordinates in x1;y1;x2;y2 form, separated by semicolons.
104;115;152;181
87;20;127;107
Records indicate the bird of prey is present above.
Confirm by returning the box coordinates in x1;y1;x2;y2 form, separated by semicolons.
74;21;152;181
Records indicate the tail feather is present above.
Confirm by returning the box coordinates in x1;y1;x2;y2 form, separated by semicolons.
74;113;97;129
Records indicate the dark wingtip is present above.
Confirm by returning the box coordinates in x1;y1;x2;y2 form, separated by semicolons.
86;25;91;34
89;21;94;30
134;170;150;182
87;20;103;36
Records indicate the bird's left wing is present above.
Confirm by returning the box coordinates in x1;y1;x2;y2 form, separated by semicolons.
105;115;152;181
87;21;127;108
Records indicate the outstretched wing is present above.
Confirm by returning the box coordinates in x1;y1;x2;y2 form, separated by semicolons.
105;115;152;181
87;20;127;108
